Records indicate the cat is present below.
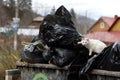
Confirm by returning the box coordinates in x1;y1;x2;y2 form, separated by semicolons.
78;38;107;56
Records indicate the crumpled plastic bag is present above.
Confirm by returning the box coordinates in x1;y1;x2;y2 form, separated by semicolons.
79;41;120;76
42;45;53;61
20;36;47;63
39;5;85;68
39;6;83;49
95;41;120;71
42;47;77;67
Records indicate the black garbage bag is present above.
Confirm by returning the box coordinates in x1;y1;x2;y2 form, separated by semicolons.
52;48;78;67
42;45;54;62
95;41;120;71
79;41;120;76
43;47;77;67
67;47;89;80
39;5;83;49
79;54;98;76
55;5;74;29
20;36;47;63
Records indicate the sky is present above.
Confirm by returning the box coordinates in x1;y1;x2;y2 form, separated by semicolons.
32;0;120;20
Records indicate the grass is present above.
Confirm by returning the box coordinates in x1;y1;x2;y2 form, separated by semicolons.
0;50;20;70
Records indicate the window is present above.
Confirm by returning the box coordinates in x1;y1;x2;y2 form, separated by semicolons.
100;22;104;28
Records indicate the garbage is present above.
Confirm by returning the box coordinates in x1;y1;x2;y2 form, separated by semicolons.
55;5;74;29
79;41;120;76
20;6;85;65
42;45;53;61
20;36;47;63
19;5;120;80
39;6;83;49
50;47;77;67
95;41;120;71
38;5;86;68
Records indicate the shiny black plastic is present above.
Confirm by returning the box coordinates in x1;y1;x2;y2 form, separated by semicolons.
39;6;83;49
20;36;47;63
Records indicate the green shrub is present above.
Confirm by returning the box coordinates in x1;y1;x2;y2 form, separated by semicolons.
0;50;20;70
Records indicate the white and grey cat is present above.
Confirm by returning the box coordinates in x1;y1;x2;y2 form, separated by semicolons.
78;38;107;56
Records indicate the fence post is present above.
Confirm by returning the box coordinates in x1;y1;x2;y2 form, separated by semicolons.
5;69;21;80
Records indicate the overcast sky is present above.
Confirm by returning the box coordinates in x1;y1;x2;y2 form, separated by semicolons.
32;0;120;20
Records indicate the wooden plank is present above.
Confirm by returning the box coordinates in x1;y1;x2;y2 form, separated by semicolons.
91;69;120;78
5;69;21;80
6;69;21;75
16;61;70;70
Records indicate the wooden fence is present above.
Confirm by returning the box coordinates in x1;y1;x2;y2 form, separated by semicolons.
0;69;21;80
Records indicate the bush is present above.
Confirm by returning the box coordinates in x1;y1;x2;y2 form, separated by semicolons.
0;50;20;70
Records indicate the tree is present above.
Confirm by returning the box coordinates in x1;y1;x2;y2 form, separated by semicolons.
76;15;95;34
0;5;10;27
50;6;56;15
70;8;76;20
3;0;32;17
70;8;78;30
70;9;95;34
19;0;32;10
1;0;35;26
0;0;3;5
3;0;15;18
3;0;31;10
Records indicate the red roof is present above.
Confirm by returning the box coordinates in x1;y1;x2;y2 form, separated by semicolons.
89;16;118;32
101;16;117;27
85;31;120;43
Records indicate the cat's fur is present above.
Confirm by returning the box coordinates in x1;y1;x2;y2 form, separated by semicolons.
78;38;107;56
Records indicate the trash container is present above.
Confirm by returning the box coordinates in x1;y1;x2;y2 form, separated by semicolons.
89;69;120;80
16;61;70;80
16;61;120;80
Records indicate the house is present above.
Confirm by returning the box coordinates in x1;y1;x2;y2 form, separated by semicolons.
0;27;39;50
85;31;120;44
108;17;120;31
0;27;39;36
88;15;118;32
29;16;44;29
85;15;120;44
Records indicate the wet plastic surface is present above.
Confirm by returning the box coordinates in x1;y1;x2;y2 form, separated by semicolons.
20;36;47;63
95;42;120;71
80;41;120;76
39;6;83;49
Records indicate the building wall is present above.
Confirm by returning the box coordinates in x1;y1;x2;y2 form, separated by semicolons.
89;19;109;32
110;19;120;31
30;21;42;29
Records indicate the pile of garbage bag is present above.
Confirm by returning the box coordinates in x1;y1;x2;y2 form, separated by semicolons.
20;5;120;80
38;5;88;67
39;6;83;49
